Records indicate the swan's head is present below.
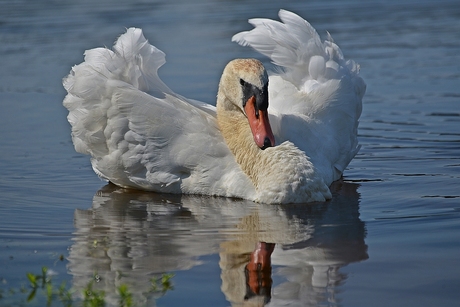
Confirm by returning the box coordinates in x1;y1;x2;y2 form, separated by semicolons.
218;59;275;150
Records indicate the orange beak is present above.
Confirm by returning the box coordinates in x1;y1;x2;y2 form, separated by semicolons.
244;96;275;149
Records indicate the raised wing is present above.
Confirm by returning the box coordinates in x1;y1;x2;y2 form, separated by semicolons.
233;9;365;112
63;28;251;196
233;10;366;183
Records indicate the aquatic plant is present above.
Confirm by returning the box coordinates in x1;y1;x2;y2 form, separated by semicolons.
0;267;174;307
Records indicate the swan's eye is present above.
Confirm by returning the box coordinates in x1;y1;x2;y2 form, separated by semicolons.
240;79;252;108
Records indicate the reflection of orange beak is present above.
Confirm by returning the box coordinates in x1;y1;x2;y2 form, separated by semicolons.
244;96;275;149
244;242;275;302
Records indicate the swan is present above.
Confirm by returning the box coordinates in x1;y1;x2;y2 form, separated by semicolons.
63;9;365;204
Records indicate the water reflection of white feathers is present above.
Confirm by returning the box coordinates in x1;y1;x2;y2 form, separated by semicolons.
68;181;367;306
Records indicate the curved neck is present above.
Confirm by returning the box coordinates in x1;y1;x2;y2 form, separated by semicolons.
217;96;265;189
216;91;331;204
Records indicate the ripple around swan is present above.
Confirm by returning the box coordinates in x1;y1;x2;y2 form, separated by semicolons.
65;181;368;306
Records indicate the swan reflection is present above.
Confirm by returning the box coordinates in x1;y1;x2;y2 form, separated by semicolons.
68;181;367;306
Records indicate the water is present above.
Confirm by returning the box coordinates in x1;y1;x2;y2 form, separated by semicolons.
0;0;459;306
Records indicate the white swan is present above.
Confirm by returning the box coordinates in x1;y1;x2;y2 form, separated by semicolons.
63;10;365;204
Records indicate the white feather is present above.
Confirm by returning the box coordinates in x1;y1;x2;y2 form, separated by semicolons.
64;28;255;200
233;9;366;183
63;10;365;204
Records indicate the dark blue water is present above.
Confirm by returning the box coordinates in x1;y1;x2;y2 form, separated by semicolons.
1;0;459;306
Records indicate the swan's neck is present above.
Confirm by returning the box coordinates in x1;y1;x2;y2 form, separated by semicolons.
217;95;331;203
217;101;264;188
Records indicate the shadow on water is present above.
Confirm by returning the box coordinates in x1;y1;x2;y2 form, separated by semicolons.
68;181;367;306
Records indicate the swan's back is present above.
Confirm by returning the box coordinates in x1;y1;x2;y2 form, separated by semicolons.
233;10;366;183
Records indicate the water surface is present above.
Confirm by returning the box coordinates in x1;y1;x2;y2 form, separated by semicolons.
1;0;459;306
